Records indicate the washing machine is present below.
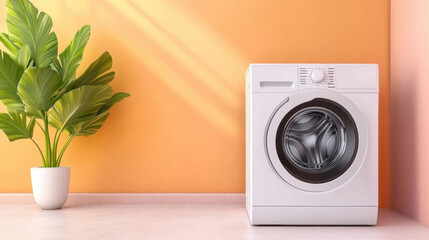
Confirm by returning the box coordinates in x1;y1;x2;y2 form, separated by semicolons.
245;64;378;225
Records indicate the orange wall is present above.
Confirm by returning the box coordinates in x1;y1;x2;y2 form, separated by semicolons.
391;0;429;226
0;0;391;207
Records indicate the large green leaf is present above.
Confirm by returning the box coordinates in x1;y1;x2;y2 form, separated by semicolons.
67;111;110;136
70;51;114;89
0;50;25;112
0;111;35;141
6;0;58;67
53;25;91;85
97;92;130;114
0;33;19;57
65;91;129;136
49;85;113;130
66;91;129;136
16;44;31;69
17;67;63;117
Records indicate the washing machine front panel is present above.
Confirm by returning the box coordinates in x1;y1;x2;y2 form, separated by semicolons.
266;89;368;192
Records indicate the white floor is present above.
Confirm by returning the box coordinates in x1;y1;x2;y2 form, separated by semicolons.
0;204;428;240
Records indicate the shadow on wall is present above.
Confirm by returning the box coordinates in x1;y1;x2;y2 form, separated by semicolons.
59;0;247;192
102;0;248;137
391;68;419;218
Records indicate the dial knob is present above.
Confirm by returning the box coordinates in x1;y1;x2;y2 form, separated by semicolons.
311;69;324;83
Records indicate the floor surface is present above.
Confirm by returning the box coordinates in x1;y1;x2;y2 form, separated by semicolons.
0;204;428;240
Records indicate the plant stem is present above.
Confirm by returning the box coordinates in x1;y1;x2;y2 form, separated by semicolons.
35;120;45;134
52;129;60;165
30;138;46;167
56;135;75;167
43;112;52;167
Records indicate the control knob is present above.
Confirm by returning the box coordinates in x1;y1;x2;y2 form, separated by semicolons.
311;69;324;83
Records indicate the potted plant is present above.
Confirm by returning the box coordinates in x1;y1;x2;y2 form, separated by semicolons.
0;0;130;209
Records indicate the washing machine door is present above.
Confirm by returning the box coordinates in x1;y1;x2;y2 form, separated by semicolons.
266;89;368;192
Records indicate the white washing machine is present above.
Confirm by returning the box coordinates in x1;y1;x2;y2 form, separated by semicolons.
245;64;378;225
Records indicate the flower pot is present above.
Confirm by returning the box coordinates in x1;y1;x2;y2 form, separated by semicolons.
31;167;70;210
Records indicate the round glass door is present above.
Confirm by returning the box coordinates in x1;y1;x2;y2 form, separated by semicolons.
275;98;358;183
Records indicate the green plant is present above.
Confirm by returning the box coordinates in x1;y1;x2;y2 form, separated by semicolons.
0;0;130;167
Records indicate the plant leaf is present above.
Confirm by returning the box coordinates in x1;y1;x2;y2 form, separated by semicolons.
0;33;19;57
53;25;91;85
97;92;130;114
88;71;115;86
49;85;112;130
0;50;25;112
66;91;129;136
0;111;35;141
6;0;58;67
17;67;63;118
16;44;31;69
70;51;114;89
67;111;110;136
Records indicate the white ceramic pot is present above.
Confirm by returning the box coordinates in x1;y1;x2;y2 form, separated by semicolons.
31;167;70;210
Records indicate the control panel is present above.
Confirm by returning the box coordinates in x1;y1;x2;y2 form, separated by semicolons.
298;66;335;89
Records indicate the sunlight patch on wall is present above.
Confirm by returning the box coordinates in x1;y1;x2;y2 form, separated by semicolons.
106;0;246;108
101;0;246;137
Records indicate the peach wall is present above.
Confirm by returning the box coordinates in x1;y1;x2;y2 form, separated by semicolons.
391;0;429;226
0;0;391;207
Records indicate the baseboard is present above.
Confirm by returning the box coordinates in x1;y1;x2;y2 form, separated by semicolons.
0;193;245;206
